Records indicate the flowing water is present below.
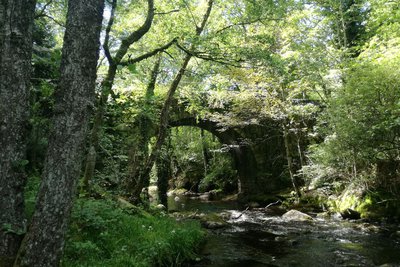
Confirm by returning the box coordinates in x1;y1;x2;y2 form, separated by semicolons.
168;195;400;267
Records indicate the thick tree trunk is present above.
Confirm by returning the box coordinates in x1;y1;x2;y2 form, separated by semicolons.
13;1;104;266
0;1;36;265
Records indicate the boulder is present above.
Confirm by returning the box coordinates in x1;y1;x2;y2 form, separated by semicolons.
316;212;331;220
282;209;313;222
201;220;227;229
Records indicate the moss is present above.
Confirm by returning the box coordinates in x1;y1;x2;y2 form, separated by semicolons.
325;188;400;220
355;192;400;220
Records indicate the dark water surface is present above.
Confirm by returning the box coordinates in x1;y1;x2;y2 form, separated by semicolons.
168;195;400;267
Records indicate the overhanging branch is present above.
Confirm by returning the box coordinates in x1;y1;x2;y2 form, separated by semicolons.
176;42;242;67
119;38;177;66
103;0;117;65
114;0;155;63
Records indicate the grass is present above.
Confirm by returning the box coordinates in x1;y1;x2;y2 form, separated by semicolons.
62;198;204;267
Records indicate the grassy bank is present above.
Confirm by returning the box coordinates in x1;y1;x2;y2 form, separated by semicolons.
62;199;204;267
24;177;204;266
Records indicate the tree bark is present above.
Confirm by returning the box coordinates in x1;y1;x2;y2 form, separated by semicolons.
0;1;36;265
13;1;104;266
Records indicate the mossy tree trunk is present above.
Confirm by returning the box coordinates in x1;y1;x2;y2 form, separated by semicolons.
0;1;36;265
13;1;104;266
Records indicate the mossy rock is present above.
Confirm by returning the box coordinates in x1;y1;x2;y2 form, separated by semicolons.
199;212;228;229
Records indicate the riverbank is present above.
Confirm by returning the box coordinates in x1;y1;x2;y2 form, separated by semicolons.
61;198;204;267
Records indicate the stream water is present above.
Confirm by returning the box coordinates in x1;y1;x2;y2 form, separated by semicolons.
168;195;400;267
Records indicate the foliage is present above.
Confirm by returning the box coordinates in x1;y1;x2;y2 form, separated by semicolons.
312;32;399;161
198;156;237;193
63;199;204;267
304;0;400;203
24;177;41;220
170;127;237;193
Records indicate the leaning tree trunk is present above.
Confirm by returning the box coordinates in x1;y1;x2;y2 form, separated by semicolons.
126;55;161;198
130;0;214;202
13;1;104;266
0;1;36;265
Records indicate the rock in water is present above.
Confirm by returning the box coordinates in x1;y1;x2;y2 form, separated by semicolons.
340;208;361;220
156;204;166;210
282;210;313;222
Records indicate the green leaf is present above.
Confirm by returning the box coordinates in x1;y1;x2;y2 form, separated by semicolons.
127;64;137;74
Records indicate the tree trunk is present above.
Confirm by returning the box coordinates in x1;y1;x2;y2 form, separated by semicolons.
13;1;104;266
156;145;171;208
283;124;301;199
130;0;214;201
200;129;210;176
82;0;155;190
0;1;36;265
126;55;161;197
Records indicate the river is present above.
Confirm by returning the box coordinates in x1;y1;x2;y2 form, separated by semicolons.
168;195;400;267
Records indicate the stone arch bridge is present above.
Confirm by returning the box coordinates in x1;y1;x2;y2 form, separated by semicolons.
169;112;287;202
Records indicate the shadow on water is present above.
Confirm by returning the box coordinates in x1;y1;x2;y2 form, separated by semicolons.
168;195;400;267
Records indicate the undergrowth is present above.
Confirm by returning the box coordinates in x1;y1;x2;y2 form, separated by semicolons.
62;199;204;267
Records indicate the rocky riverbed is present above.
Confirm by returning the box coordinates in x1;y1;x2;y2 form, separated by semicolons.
167;194;400;267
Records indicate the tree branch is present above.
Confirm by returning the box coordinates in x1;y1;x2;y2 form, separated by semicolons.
196;0;213;34
175;42;242;67
215;17;281;34
114;0;155;63
35;14;65;27
103;0;117;66
155;9;180;15
34;0;53;19
119;38;177;66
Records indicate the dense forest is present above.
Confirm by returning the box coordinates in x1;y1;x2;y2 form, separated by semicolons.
0;0;399;266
